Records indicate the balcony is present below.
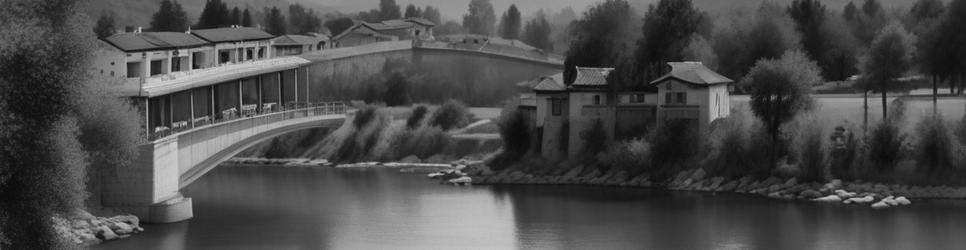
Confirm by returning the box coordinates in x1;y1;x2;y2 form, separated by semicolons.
122;56;312;97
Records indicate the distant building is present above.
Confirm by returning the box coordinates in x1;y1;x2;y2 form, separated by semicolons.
332;18;435;47
190;26;275;66
272;34;329;56
96;26;276;83
649;62;733;132
524;62;732;160
101;30;214;80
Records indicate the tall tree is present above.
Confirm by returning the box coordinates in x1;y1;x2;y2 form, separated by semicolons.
379;0;402;21
423;6;442;24
636;0;706;82
289;4;321;34
860;22;916;121
150;0;190;32
0;0;93;248
787;0;826;71
264;6;287;36
499;4;522;39
94;11;116;39
920;0;966;101
325;17;355;36
713;1;801;81
843;2;858;21
197;0;231;29
231;7;241;25
242;8;253;27
742;51;819;169
523;10;553;51
463;0;497;35
404;4;422;18
564;0;639;85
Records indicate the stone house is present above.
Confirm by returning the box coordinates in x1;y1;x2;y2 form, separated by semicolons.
523;62;732;160
332;18;435;47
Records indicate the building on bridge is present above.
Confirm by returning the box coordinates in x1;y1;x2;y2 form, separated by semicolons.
272;34;330;56
190;26;275;66
522;62;732;160
332;18;435;47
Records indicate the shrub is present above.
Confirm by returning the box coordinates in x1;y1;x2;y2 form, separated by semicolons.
580;119;608;164
597;138;651;176
863;119;907;181
913;114;956;177
382;72;412;106
829;124;861;181
788;114;829;183
429;100;471;130
650;119;702;182
407;105;428;129
352;105;379;128
489;108;531;170
956;113;966;145
703;109;770;179
401;126;451;159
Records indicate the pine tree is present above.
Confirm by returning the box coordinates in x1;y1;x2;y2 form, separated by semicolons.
242;8;253;27
231;7;241;25
264;7;287;36
379;0;402;21
463;0;496;35
404;4;422;18
197;0;231;29
499;4;522;39
94;11;116;39
150;0;189;32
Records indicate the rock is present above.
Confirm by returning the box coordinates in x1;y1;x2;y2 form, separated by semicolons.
767;184;783;193
690;168;707;181
95;226;118;241
761;177;782;187
709;177;725;190
784;177;798;187
871;201;890;209
719;180;738;191
800;189;822;199
562;165;585;180
895;196;911;205
110;215;140;227
834;189;857;199
844;195;874;204
681;178;694;189
424;154;454;164
113;222;134;235
812;195;842;202
882;196;899;206
825;179;843;190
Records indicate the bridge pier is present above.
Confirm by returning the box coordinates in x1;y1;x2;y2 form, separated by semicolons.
101;137;194;223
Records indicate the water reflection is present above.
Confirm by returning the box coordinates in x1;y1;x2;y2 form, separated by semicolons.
95;167;966;250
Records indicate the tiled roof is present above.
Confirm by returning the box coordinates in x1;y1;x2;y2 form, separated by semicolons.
572;67;613;87
649;62;732;86
405;17;436;27
104;32;209;52
533;73;566;91
272;35;324;46
190;27;274;43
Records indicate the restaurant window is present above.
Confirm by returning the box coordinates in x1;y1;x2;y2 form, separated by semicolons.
593;95;601;105
665;92;687;105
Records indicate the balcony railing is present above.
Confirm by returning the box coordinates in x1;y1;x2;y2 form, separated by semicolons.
145;101;348;142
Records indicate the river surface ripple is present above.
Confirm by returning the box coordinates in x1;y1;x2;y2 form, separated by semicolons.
94;166;966;250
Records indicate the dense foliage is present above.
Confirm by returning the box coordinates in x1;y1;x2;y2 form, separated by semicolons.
463;0;497;35
742;51;819;151
499;4;522;40
150;0;189;32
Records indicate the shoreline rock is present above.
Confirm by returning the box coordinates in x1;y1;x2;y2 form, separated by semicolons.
54;210;142;246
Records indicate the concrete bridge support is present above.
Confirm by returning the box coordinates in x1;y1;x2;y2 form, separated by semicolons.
101;105;346;223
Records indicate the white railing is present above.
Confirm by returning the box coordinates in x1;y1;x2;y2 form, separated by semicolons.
147;101;347;141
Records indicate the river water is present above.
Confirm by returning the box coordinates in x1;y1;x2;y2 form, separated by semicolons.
94;166;966;250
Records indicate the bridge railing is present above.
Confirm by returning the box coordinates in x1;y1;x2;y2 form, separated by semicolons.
145;101;347;142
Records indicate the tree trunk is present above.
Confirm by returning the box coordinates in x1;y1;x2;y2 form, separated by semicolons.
863;91;868;130
933;74;938;113
881;86;888;122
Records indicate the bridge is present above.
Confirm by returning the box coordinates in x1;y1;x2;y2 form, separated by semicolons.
99;40;563;223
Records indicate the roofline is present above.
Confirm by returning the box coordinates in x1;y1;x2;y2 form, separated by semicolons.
101;38;212;53
649;75;732;87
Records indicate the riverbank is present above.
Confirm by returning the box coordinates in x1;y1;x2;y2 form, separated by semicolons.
54;210;142;246
464;164;966;209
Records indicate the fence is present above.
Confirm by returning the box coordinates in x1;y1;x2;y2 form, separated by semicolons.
147;101;347;142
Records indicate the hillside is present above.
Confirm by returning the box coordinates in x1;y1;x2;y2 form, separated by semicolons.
81;0;334;29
